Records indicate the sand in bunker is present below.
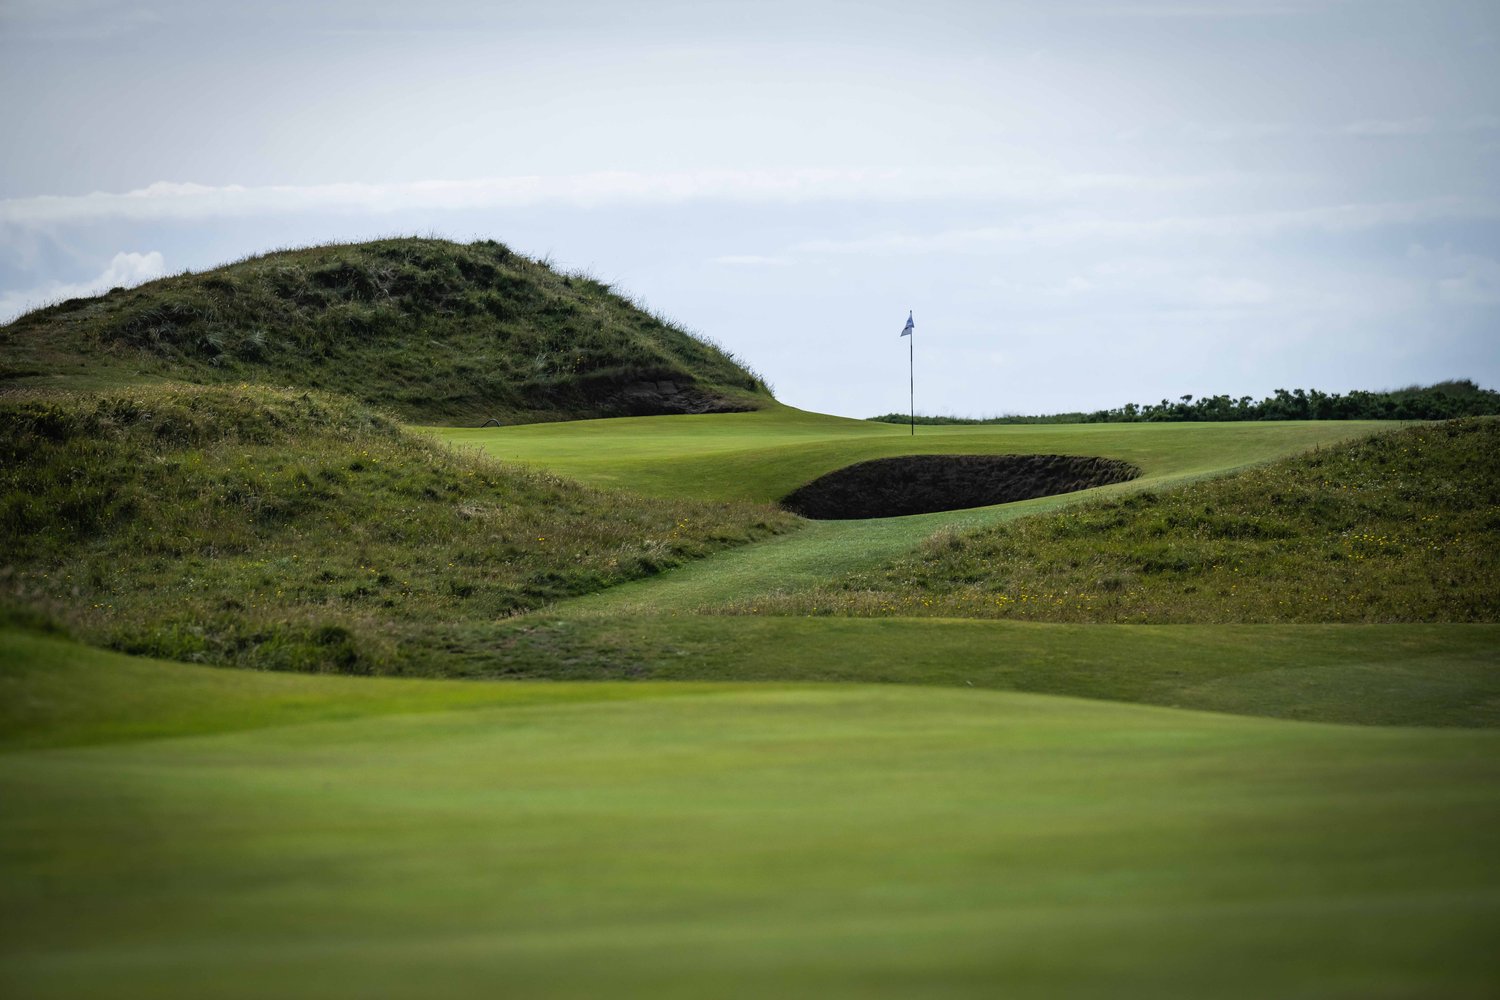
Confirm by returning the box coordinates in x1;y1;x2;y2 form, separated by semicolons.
781;454;1140;519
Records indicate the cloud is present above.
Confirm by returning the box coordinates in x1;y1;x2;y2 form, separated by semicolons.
711;255;791;266
0;0;166;40
1340;118;1437;137
1172;116;1500;144
791;198;1500;256
1194;275;1274;306
0;169;1243;227
0;251;165;323
1406;244;1500;306
1077;0;1340;17
1434;257;1500;306
1342;115;1500;137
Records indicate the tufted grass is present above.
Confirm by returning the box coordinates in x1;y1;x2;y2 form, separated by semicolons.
0;384;794;676
722;419;1499;624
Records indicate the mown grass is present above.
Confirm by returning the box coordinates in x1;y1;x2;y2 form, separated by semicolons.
725;419;1499;623
440;404;1393;503
0;630;745;751
3;632;1499;1000
445;410;1399;620
0;385;794;675
0;237;769;424
485;615;1500;726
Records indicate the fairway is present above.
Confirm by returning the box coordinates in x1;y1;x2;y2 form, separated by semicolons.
3;636;1498;1000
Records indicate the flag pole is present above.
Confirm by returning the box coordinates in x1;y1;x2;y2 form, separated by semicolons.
908;310;914;436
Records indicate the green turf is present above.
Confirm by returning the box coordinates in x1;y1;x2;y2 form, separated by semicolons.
483;615;1500;728
0;630;740;752
728;419;1500;624
436;404;1392;503
4;380;1497;996
437;407;1396;615
2;632;1498;999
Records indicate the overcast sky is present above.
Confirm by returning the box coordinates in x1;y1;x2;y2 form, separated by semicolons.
2;0;1497;417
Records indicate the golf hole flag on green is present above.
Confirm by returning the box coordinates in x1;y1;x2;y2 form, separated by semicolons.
902;310;915;435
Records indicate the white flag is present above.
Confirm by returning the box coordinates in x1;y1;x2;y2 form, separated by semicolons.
900;311;914;337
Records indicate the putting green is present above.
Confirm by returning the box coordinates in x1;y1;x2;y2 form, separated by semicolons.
435;405;1391;503
3;634;1498;999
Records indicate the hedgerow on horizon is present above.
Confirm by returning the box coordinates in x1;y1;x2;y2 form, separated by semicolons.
870;379;1500;425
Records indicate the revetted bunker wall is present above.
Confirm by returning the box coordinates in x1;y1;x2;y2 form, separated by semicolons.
780;454;1141;520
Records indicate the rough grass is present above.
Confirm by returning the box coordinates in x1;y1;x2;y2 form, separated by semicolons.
723;419;1499;623
0;385;795;675
0;237;769;424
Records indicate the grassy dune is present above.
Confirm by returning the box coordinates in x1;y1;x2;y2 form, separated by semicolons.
463;616;1500;727
439;408;1393;613
0;385;793;675
731;419;1500;623
0;237;769;423
3;633;1498;999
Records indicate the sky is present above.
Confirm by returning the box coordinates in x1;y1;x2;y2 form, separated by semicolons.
2;0;1497;418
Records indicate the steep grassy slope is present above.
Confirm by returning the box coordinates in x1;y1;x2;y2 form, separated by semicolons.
0;238;769;423
731;419;1499;623
0;386;794;675
2;634;1498;1000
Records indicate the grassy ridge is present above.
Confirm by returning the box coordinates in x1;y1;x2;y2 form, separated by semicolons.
730;419;1499;623
0;385;794;675
446;412;1397;619
2;637;1498;999
0;630;747;751
487;615;1500;727
0;238;769;423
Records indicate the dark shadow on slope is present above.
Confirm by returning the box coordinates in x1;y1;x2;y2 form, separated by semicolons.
781;454;1141;519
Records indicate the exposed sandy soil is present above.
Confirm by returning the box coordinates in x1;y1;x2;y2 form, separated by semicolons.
781;453;1140;519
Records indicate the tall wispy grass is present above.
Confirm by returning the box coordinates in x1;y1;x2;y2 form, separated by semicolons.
1;237;771;424
1;385;796;674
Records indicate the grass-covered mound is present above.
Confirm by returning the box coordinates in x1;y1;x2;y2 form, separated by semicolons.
0;385;794;674
0;237;770;424
730;419;1499;623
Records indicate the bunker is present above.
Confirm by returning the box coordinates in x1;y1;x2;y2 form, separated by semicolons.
780;454;1141;520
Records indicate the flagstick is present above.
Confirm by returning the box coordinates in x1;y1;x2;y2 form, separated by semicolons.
909;310;915;436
